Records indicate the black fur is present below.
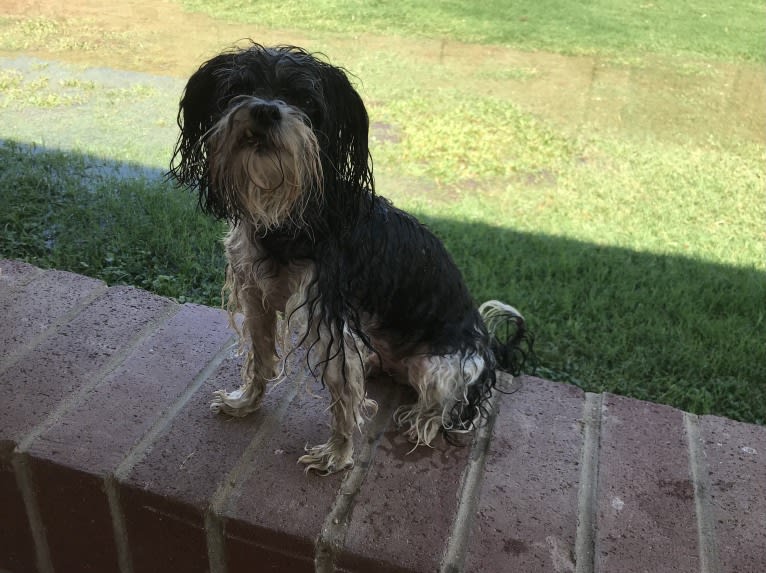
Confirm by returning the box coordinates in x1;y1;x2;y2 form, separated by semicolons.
169;42;531;432
169;43;372;230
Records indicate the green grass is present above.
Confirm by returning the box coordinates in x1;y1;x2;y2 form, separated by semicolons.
0;141;226;303
0;1;764;424
427;219;765;423
2;137;762;424
0;16;132;53
181;0;766;62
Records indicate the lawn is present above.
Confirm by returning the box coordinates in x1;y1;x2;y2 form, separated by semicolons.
0;1;764;423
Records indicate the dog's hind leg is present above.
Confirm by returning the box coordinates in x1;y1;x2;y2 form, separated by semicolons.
395;352;486;446
211;264;279;417
298;324;377;474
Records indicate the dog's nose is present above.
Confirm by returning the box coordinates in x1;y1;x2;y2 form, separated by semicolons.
249;102;282;127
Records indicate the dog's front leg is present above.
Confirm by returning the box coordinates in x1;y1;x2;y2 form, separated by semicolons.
211;266;279;417
298;325;376;474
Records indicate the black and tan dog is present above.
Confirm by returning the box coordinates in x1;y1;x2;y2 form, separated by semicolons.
170;43;531;474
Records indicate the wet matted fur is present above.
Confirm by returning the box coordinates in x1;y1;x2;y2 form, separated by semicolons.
169;43;533;474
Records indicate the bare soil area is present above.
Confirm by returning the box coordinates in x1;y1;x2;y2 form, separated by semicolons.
2;0;764;145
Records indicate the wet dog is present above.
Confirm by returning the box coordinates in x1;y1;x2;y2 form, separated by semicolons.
169;43;532;473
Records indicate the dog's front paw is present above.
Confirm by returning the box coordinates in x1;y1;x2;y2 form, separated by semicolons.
210;387;262;417
298;438;354;475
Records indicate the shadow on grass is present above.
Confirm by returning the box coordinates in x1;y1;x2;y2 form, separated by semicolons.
1;141;763;424
427;215;765;425
0;140;227;304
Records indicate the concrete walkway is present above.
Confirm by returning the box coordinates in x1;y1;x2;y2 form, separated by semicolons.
1;259;764;573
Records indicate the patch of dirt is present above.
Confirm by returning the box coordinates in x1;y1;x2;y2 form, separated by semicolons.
2;0;764;147
1;0;311;76
371;121;401;144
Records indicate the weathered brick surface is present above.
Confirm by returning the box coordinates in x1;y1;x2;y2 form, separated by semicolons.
0;259;41;293
464;377;584;573
596;394;700;573
700;415;766;573
120;351;295;573
26;303;230;472
338;386;472;573
222;381;347;570
23;303;231;572
2;262;766;573
0;268;104;365
0;286;173;446
0;280;171;573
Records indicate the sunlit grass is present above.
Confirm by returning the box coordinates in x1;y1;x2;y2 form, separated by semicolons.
181;0;766;62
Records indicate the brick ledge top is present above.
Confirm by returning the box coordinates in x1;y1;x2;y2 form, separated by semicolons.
1;259;764;573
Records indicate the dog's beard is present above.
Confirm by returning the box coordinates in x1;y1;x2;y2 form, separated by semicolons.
206;97;322;230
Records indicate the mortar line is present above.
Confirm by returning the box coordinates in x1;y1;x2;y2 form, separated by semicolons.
106;335;236;573
11;452;54;573
105;473;134;573
314;384;401;573
574;392;603;573
114;335;238;480
205;510;227;573
684;412;720;573
0;282;108;376
207;377;303;514
205;365;307;573
439;375;508;573
16;304;181;454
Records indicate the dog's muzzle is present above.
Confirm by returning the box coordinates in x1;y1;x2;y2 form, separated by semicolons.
205;95;323;230
245;101;283;144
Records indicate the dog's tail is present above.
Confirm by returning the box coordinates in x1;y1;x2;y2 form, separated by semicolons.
446;300;534;440
479;300;534;377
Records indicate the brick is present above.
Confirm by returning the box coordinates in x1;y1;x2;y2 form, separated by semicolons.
0;456;36;573
23;303;232;572
700;415;766;573
337;386;471;573
0;285;173;573
0;269;104;365
120;351;295;573
225;527;315;573
0;259;41;293
0;286;173;446
30;458;116;573
119;488;211;573
464;376;584;573
595;394;700;573
222;378;346;571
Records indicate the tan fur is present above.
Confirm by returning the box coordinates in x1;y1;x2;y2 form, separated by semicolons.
210;223;305;416
207;98;322;231
297;324;377;473
211;224;377;473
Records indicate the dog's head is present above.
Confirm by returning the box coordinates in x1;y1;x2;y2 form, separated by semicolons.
169;43;373;228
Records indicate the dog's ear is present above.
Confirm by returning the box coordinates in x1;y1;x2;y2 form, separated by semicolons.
168;52;235;219
316;63;374;196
